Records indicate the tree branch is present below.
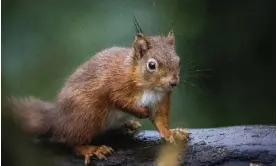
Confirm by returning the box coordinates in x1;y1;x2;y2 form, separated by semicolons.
42;125;276;166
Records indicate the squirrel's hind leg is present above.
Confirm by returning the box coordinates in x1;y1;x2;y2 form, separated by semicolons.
74;145;114;165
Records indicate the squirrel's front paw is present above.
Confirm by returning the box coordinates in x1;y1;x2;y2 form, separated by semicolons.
121;120;142;136
170;128;190;142
161;128;190;144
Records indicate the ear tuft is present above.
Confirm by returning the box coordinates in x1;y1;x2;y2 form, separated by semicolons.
167;30;175;46
133;33;151;59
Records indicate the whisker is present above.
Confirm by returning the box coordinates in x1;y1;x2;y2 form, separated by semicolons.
188;69;212;73
180;80;196;87
186;74;213;78
185;60;195;65
188;65;199;70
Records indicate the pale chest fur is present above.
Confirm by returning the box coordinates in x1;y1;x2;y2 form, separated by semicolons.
137;90;164;108
105;90;164;130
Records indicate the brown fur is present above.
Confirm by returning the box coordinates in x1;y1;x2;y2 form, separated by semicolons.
8;97;56;135
50;32;180;146
9;31;189;164
152;92;171;138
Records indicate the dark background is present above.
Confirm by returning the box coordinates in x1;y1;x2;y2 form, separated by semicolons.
2;0;276;165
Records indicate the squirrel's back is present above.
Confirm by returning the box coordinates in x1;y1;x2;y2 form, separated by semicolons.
57;46;136;114
62;47;134;88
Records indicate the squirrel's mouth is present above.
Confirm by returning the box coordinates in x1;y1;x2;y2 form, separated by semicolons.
153;85;175;92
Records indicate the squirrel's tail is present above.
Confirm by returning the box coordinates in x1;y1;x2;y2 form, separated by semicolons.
7;96;57;135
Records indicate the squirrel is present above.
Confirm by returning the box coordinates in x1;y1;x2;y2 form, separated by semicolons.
8;30;190;165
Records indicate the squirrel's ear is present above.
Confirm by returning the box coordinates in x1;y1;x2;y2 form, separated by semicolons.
133;33;151;59
167;30;175;46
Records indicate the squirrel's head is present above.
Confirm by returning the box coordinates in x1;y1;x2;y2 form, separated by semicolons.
132;31;180;92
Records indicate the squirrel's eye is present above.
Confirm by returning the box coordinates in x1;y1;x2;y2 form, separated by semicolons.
149;62;156;69
147;59;158;72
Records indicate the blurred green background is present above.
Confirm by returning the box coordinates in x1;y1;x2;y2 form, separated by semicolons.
2;0;276;166
2;0;276;129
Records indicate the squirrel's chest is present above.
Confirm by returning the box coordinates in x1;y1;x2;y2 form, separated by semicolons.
136;90;164;108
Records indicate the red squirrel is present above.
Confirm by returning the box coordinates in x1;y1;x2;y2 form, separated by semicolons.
9;30;189;165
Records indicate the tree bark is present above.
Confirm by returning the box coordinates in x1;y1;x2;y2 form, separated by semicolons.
45;125;276;166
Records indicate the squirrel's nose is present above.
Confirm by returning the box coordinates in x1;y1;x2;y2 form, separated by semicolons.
169;81;178;88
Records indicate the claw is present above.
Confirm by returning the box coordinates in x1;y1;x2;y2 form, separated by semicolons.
96;153;107;160
75;145;114;164
84;154;90;165
106;148;114;154
168;135;176;145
